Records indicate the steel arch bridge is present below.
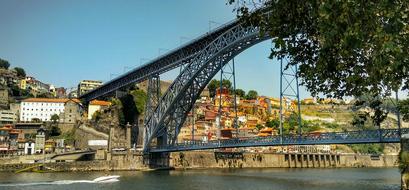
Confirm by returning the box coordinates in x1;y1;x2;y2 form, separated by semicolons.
80;15;405;153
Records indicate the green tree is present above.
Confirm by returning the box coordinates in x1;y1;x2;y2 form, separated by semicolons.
234;89;246;98
350;144;384;154
131;89;147;114
229;1;409;97
246;90;258;100
50;114;59;123
266;119;279;129
399;99;409;122
207;79;233;97
351;112;369;129
255;124;264;130
31;118;41;123
0;58;10;69
287;112;299;130
49;125;61;136
229;0;409;123
14;67;26;77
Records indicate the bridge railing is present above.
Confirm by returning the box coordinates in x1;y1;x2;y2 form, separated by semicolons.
149;128;407;152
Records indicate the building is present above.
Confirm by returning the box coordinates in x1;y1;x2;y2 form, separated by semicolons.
0;125;23;155
55;87;67;98
9;103;20;122
20;98;81;122
0;87;8;109
35;127;46;153
88;100;111;120
0;125;10;155
44;139;56;153
17;139;26;155
0;69;19;87
77;80;102;97
302;97;316;105
60;99;82;123
0;110;18;124
14;123;43;135
19;79;27;90
24;139;35;155
25;76;50;95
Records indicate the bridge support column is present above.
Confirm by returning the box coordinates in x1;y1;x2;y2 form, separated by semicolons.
143;74;161;151
279;57;302;139
143;152;170;169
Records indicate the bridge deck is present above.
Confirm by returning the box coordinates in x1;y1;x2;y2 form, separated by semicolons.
149;128;408;153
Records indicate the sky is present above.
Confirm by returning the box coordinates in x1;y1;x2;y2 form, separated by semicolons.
0;0;405;99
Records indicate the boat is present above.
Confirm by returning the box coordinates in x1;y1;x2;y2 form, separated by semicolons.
93;176;120;183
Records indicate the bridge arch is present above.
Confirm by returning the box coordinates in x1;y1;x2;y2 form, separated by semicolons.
144;21;271;152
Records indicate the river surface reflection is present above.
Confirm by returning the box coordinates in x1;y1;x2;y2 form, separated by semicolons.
0;168;400;190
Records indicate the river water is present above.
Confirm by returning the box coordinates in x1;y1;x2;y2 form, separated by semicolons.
0;168;400;190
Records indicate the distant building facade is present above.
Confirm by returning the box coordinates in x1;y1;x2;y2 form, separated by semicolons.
25;76;50;95
35;127;46;153
0;87;9;108
77;80;102;97
60;99;82;123
20;98;81;122
87;100;111;120
0;110;18;124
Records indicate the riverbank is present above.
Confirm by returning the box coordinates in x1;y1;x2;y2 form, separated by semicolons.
0;151;398;172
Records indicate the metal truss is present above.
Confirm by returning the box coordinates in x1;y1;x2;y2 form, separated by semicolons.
80;21;240;102
143;21;268;152
279;57;302;139
143;75;161;148
216;58;238;139
149;128;409;153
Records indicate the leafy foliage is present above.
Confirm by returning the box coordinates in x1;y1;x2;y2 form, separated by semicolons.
246;90;258;100
50;114;59;123
399;98;409;122
265;118;279;129
207;79;232;97
229;0;409;98
302;120;321;133
31;118;41;123
92;110;102;122
400;151;409;172
49;125;61;136
14;67;26;77
255;123;264;130
351;94;388;128
234;88;246;98
349;144;384;154
131;89;147;114
0;58;10;69
10;84;32;97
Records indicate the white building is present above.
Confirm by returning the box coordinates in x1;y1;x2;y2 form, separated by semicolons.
20;98;80;122
87;100;111;120
24;140;35;155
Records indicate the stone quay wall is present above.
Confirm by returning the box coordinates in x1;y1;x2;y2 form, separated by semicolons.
169;151;398;169
0;151;398;172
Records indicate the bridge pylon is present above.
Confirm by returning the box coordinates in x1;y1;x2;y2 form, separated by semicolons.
216;58;238;139
279;57;302;143
143;74;161;151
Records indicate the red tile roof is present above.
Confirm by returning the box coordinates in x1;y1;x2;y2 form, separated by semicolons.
90;100;111;106
22;98;80;103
